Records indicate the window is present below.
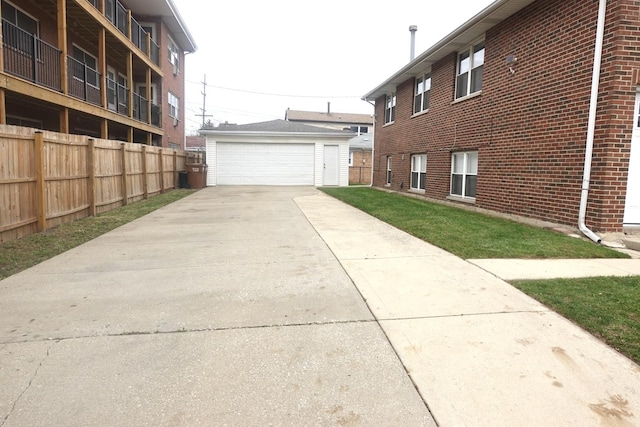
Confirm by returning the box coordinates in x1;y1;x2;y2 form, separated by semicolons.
2;1;38;35
451;151;478;199
168;35;179;72
386;156;392;185
2;1;38;56
72;46;99;87
414;73;431;114
384;93;396;124
411;154;427;190
168;92;179;119
349;152;354;166
456;41;484;99
349;125;368;134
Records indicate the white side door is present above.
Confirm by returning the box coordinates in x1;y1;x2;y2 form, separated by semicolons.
624;89;640;225
323;145;339;186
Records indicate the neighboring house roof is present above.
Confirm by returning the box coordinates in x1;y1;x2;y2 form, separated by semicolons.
200;119;356;137
349;134;373;151
363;0;535;101
127;0;197;52
186;135;205;149
286;109;373;126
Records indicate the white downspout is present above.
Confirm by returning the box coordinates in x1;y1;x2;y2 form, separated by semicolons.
365;99;376;186
579;0;607;243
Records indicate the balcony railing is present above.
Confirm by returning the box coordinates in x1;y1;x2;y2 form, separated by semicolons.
150;39;159;65
131;18;147;56
105;76;130;115
68;56;102;106
151;104;161;127
132;92;147;122
105;0;159;65
2;20;61;91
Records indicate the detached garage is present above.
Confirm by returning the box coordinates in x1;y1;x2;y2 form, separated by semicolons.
201;120;354;186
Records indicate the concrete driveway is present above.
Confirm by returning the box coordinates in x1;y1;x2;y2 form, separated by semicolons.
2;186;640;426
0;187;434;426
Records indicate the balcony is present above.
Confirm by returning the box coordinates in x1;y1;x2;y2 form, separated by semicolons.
68;56;102;106
90;0;159;66
2;20;61;91
1;18;161;129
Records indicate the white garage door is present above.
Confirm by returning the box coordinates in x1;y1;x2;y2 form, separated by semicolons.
217;142;315;185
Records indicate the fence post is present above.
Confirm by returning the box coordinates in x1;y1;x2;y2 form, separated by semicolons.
142;145;148;199
121;142;128;206
87;138;96;216
35;131;46;231
173;151;177;189
159;148;165;194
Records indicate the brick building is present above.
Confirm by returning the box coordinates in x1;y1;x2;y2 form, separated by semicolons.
363;0;639;238
0;0;196;149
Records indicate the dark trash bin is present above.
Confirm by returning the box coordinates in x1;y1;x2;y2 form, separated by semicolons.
178;171;190;188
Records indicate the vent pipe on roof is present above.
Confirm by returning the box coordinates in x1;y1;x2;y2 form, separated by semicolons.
409;25;418;61
327;102;330;114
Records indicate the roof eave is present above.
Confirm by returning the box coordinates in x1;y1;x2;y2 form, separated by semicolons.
362;0;535;102
199;130;357;138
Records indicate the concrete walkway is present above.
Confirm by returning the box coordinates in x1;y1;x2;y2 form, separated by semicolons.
1;187;639;426
296;191;640;427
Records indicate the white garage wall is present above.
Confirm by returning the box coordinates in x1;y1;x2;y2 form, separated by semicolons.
204;134;350;187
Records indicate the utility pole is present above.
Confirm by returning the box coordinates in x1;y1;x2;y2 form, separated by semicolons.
195;74;213;128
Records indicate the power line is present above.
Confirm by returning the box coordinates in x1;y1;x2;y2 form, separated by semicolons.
185;80;361;99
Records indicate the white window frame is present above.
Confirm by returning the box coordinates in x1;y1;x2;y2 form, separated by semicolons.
349;152;354;166
451;151;478;199
384;93;396;124
386;156;392;185
410;154;427;191
455;41;485;100
168;91;179;119
168;35;179;72
414;73;431;114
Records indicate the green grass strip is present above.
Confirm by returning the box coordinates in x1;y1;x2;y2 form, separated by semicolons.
320;187;626;259
512;276;640;365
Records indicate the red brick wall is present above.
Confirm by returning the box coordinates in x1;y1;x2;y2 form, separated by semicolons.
372;0;637;232
158;21;186;150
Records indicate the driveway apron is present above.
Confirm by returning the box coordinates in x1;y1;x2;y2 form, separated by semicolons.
0;187;434;426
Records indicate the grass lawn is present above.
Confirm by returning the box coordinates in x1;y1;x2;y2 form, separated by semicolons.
320;187;626;259
512;277;640;365
0;189;196;281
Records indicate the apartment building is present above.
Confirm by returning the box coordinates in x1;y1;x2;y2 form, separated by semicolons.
363;0;640;236
0;0;196;149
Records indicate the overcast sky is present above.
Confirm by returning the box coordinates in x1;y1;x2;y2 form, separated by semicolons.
172;0;496;132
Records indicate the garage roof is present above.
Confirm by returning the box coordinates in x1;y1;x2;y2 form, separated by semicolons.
285;109;373;126
200;120;357;137
362;0;535;101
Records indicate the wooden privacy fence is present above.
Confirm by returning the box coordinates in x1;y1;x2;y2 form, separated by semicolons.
0;125;188;243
